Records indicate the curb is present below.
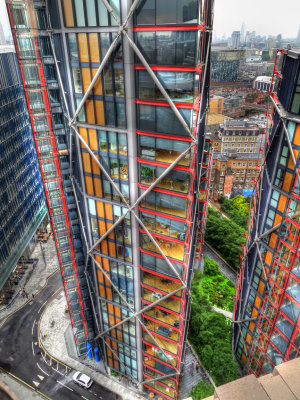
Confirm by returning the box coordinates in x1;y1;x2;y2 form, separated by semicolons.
0;269;59;329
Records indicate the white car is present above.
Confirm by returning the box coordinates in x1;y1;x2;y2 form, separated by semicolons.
73;371;93;389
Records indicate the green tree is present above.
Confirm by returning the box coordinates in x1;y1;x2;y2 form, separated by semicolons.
189;381;214;400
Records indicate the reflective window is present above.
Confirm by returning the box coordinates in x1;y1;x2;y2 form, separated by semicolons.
68;34;79;62
136;31;197;66
136;0;199;25
137;104;194;136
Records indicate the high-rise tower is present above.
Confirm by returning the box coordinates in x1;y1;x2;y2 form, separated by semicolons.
233;49;300;376
7;1;214;398
0;47;46;291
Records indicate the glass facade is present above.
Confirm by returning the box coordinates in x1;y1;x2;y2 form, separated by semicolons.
0;51;46;289
7;0;212;398
234;51;300;377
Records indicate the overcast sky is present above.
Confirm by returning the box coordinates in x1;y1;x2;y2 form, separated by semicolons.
213;0;300;38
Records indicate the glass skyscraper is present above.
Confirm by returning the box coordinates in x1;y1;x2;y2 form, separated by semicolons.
7;1;214;398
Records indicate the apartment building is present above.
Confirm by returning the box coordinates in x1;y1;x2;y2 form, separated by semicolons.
0;47;46;292
209;153;260;199
6;1;214;399
233;49;300;376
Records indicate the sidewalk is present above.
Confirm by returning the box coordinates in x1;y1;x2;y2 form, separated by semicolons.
39;290;146;400
0;238;59;323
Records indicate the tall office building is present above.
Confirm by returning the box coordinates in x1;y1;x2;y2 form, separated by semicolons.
231;31;241;49
233;49;300;376
7;1;214;398
0;47;46;291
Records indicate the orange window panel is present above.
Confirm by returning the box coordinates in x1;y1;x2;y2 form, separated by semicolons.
269;233;277;249
105;203;113;220
117;330;123;341
92;155;100;175
85;176;94;195
265;251;273;266
88;129;98;150
246;333;251;344
106;287;112;300
94;178;103;197
282;172;293;193
241;353;246;364
277;195;287;213
95;100;105;125
81;68;91;94
89;34;100;63
108;358;113;366
92;69;103;95
249;321;255;332
85;100;95;124
107;222;115;240
274;214;282;226
107;303;114;314
113;361;119;369
96;201;105;218
114;307;121;318
99;221;106;236
109;314;115;326
288;150;299;169
101;240;108;255
257;281;265;295
97;270;104;284
79;127;88;149
78;34;89;62
102;257;109;271
252;308;258;317
82;152;92;173
110;329;116;339
254;296;261;309
109;242;116;257
293;124;300;146
62;0;74;27
99;285;105;297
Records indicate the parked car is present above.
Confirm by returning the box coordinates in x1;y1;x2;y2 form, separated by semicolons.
73;371;93;389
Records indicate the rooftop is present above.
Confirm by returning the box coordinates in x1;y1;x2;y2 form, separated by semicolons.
207;113;231;126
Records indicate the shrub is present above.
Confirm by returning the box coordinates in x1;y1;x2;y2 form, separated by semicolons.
189;381;214;400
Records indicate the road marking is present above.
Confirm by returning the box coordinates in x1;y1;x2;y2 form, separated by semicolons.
38;374;44;381
32;319;36;335
52;367;64;376
56;380;73;391
38;299;48;314
32;342;35;356
33;380;40;387
81;396;89;400
37;363;49;377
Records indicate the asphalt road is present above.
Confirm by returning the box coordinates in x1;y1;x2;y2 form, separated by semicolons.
0;271;120;400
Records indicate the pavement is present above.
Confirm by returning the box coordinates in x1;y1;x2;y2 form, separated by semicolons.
0;236;215;400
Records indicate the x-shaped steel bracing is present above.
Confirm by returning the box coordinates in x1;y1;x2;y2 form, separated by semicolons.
47;0;211;384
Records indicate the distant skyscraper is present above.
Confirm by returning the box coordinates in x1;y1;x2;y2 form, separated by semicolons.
0;47;46;291
232;31;241;49
0;22;5;45
241;22;245;42
233;49;300;376
297;27;300;43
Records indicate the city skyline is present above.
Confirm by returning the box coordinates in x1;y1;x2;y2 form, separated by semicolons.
214;0;299;39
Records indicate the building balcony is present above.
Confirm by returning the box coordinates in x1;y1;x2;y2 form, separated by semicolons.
143;331;178;356
140;175;190;194
144;319;179;342
144;368;177;390
143;271;182;297
145;379;176;399
141;212;187;242
143;308;180;330
141;234;185;262
144;346;177;369
142;288;181;314
140;146;193;167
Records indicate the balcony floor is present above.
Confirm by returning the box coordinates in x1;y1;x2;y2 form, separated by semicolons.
143;332;178;356
144;308;180;328
141;200;188;219
143;273;182;296
142;238;185;261
145;320;179;342
143;291;181;314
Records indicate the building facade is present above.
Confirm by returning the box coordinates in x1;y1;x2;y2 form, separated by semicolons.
0;48;46;291
209;153;260;199
233;49;300;376
7;1;214;399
